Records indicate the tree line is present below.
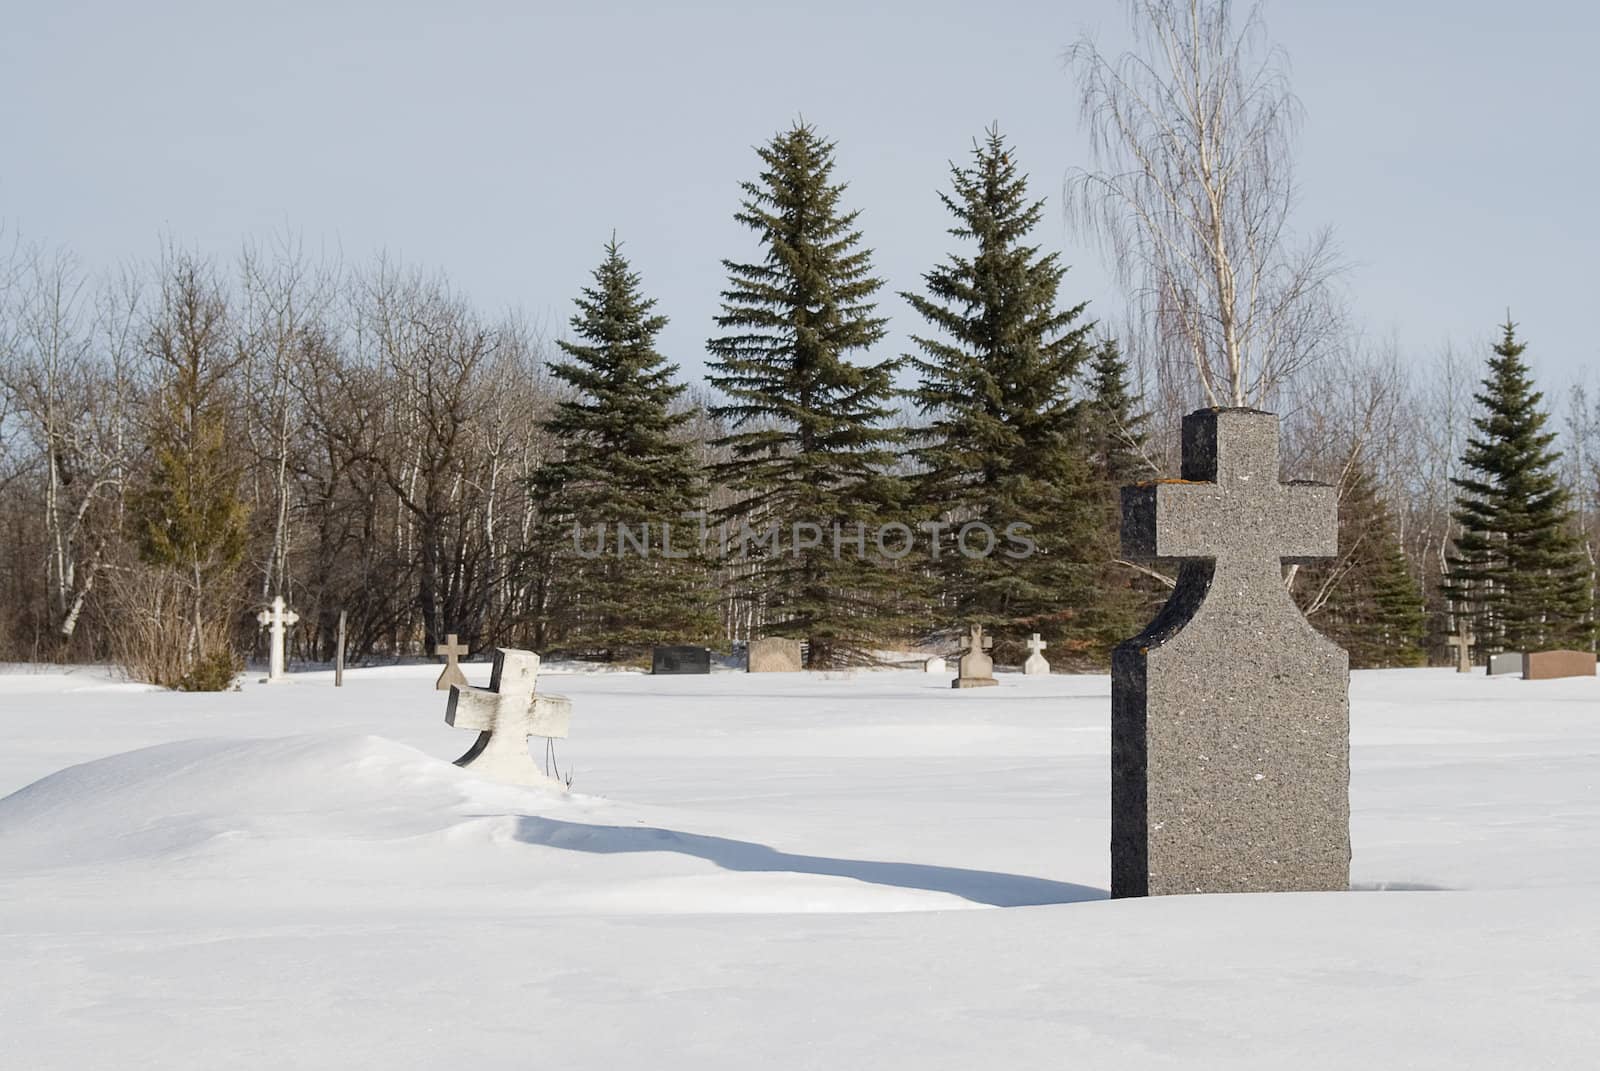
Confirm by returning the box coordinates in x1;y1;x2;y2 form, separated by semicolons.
0;2;1592;684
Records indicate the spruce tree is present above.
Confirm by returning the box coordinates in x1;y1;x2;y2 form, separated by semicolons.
707;123;906;667
1079;338;1158;659
1445;321;1592;653
1298;460;1426;668
1084;339;1149;489
535;239;715;658
127;258;249;691
904;126;1100;663
1367;535;1428;667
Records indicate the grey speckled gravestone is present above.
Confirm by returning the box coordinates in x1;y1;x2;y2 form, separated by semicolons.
1112;407;1349;898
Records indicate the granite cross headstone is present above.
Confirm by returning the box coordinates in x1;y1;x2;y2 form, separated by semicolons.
1023;633;1050;676
445;648;572;786
435;633;469;691
952;624;997;689
1113;407;1348;897
255;595;299;683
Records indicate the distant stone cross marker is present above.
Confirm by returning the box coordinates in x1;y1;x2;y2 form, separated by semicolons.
1023;633;1050;676
435;633;469;691
1113;408;1348;897
255;595;299;683
445;648;572;786
952;624;997;688
1445;624;1475;674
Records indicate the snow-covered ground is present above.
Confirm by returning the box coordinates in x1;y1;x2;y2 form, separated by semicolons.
2;663;1598;1068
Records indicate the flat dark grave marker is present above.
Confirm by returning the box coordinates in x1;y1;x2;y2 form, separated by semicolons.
652;645;712;675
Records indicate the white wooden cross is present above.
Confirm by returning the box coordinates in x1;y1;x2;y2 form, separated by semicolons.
445;648;572;786
255;595;299;683
1023;632;1051;676
435;632;469;691
1445;624;1475;674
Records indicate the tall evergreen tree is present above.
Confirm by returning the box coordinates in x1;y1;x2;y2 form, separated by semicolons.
1084;339;1149;488
904;127;1100;662
1444;321;1592;653
1079;338;1158;658
127;258;249;690
1298;459;1426;668
707;123;907;667
535;239;714;657
1367;535;1429;668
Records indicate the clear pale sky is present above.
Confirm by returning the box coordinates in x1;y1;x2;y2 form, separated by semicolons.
3;0;1595;392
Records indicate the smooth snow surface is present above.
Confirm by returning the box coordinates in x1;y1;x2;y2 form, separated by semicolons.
2;663;1598;1068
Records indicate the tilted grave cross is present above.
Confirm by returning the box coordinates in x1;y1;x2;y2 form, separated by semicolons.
445;648;572;786
1023;633;1050;676
1445;625;1475;674
952;624;997;689
1113;408;1348;897
256;595;299;683
435;633;469;691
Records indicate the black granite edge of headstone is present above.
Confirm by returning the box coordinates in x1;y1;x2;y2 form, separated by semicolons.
651;644;713;675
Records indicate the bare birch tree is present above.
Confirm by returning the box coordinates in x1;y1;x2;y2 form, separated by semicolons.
1067;0;1342;408
0;250;138;650
238;232;337;602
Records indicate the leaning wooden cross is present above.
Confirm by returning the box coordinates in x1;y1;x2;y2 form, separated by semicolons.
445;648;572;787
1113;408;1348;897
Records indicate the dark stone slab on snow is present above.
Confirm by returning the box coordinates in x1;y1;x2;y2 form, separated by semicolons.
652;645;712;675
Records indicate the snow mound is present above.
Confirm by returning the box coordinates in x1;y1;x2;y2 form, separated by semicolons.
0;733;554;867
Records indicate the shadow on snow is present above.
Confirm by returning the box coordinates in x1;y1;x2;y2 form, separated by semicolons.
513;815;1107;907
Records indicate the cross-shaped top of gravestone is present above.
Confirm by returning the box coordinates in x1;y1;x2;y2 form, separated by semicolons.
435;632;469;691
1026;633;1047;656
445;648;571;786
1121;409;1335;605
965;624;993;653
256;595;298;632
1445;624;1475;672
